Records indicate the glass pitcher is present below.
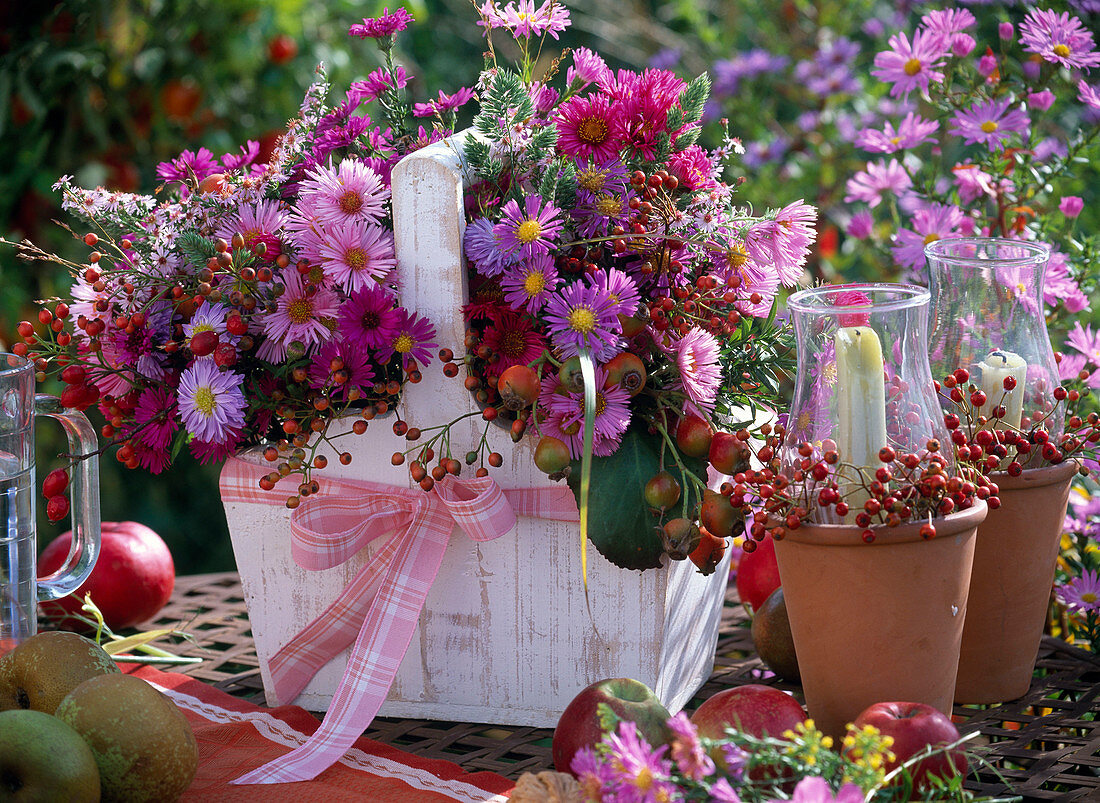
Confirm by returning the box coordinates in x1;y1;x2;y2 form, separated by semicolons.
0;353;100;653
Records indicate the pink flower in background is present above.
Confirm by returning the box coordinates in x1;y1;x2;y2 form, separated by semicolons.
1066;322;1100;366
1058;570;1100;613
1060;196;1084;217
1079;80;1100;109
477;0;570;40
348;7;413;39
567;47;610;87
846;209;874;239
348;67;409;104
855;112;939;153
667;712;714;782
412;86;476;118
891;203;965;270
1028;90;1056;111
949;98;1030;151
1019;8;1100;71
155;147;220;185
951;163;997;203
872;29;947;98
844;159;912;207
771;777;865;803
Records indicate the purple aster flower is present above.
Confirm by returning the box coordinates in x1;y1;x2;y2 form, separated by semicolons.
543;279;621;362
855;112;939;153
377;308;438;369
339;284;402;352
184;301;235;358
1067;322;1100;365
501;252;560;313
1028;89;1056;111
567;47;610;87
308;340;375;400
547;365;631;445
872;29;947;98
1079;80;1100;109
573;157;629;197
666;711;715;782
1060;196;1085;218
348;67;410;105
465;217;516;277
155;147;220;185
719;742;749;782
844;159;912;208
412;86;476;118
587;268;640;319
262;269;341;351
952;163;997;204
298;159;390;226
1058;570;1100;612
712;49;789;96
348;7;413;39
1045;251;1091;314
477;0;570;40
571;189;634;239
215;200;287;262
602;720;676;802
570;746;610;800
669;327;723;412
317;219;397;292
494;194;564;260
221;140;260;172
710;778;742;803
773;777;865;803
178;362;248;444
891;203;965;272
847;209;874;239
949;97;1030;151
1019;9;1100;71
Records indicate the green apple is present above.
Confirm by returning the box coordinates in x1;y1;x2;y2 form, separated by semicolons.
0;709;100;801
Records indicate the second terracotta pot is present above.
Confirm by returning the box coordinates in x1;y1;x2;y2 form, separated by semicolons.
773;500;987;740
954;461;1077;704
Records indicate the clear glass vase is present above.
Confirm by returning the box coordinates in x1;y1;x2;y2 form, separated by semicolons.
782;284;949;521
925;237;1062;437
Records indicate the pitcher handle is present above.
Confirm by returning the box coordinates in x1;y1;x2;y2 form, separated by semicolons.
33;395;101;602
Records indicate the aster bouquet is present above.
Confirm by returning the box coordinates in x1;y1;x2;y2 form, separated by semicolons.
393;0;815;572
843;4;1099;326
2;11;464;506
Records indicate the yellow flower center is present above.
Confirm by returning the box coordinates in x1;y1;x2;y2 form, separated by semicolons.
193;386;216;416
903;58;922;76
797;410;813;431
339;189;364;215
523;271;547;297
633;767;654;792
726;243;748;269
594;391;607;416
595;194;622;216
1053;43;1071;58
516;219;543;244
567;306;597;334
287;297;314;324
1082;591;1097;604
889;136;901;145
822;362;837;386
923;232;941;245
193;323;214;333
393;333;415;354
980;120;998;134
345;246;368;271
577;115;609;145
576;167;607;192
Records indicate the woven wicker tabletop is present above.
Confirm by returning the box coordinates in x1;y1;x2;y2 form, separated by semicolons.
150;572;1100;801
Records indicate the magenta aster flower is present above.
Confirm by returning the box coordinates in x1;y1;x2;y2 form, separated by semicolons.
494;194;564;260
587;268;639;318
921;8;976;54
318;219;397;292
601;68;687;160
216;200;286;261
567;47;610;87
670;327;723;412
1019;9;1100;71
949;98;1030;151
189;430;243;466
339;284;402;352
155;147;220;185
543;279;621;362
221;139;260;172
546;365;631;449
262;269;340;350
377;308;438;368
477;0;570;40
855;112;939;153
952;163;997;203
892;203;965;270
872;29;947;98
501;252;560;313
178;362;248;444
1078;80;1100;109
308;340;376;400
776;776;865;803
348;67;410;105
479;308;547;377
412;86;476;118
847;209;874;239
299;159;390;226
348;7;413;39
602;720;675;801
1058;570;1100;612
555;93;621;162
844;159;912;208
667;712;714;782
570;747;611;801
464;217;516;277
666;145;719;191
126;386;179;474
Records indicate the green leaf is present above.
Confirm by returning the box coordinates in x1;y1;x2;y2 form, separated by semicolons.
566;428;706;570
176;230;216;270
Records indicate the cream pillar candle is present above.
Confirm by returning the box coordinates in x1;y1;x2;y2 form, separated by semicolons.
834;326;888;479
977;349;1027;430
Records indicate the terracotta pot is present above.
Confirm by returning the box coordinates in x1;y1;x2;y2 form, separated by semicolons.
773;500;986;740
954;461;1077;704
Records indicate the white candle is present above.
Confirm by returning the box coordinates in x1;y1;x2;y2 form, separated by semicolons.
834;326;888;480
977;349;1027;430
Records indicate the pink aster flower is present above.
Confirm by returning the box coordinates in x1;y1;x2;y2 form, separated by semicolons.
1067;322;1100;365
1058;570;1100;613
477;0;570;40
1045;251;1091;314
567;47;610;87
155;147;220;185
602;721;676;801
177;361;248;444
555;93;621;162
494;194;564;260
949;97;1030;151
667;712;714;782
347;66;410;105
773;776;865;803
412;86;476;118
743;200;817;284
671;327;723;412
317;219;396;292
1079;80;1100;109
308;340;376;400
1028;89;1056;111
262;269;340;350
298;159;390;226
587;268;640;319
543;279;622;362
1019;9;1100;71
854;112;939;153
479;308;547;377
666;144;719;191
844;159;912;207
846;209;874;239
348;7;413;39
501;251;560;313
872;29;947;98
546;365;631;447
339;284;402;352
126;386;179;474
891;203;965;271
601;68;687;160
1060;196;1084;218
377;308;438;369
215;200;287;262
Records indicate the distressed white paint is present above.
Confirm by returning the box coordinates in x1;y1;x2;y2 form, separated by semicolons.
223;131;731;727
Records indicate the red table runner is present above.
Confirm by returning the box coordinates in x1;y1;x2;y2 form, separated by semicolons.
120;664;515;802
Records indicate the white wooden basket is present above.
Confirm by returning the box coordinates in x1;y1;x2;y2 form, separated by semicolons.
222;132;732;727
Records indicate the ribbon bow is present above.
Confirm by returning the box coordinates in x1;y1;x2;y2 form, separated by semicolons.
219;455;578;784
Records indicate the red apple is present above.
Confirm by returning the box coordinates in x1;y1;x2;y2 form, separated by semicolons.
690;684;806;741
552;678;672;775
38;521;175;631
851;702;967;793
736;534;781;611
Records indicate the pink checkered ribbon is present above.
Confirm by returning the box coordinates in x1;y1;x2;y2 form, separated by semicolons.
219;454;579;784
